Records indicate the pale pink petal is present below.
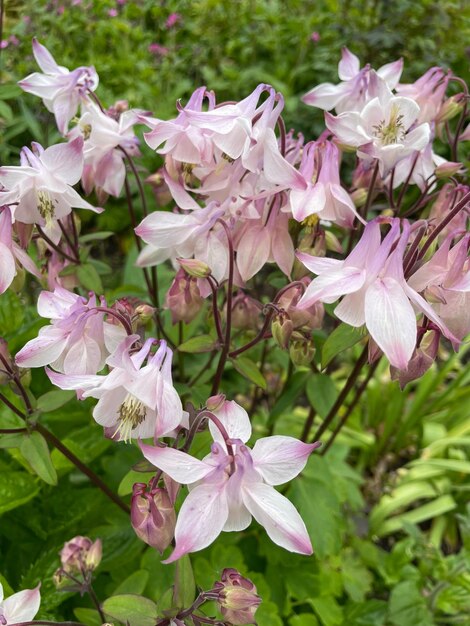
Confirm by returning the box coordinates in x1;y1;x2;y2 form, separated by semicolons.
53;91;80;134
3;584;41;623
263;129;307;188
302;83;345;111
325;111;369;145
45;368;104;392
40;137;84;185
289;184;326;222
210;400;252;444
155;379;184;437
298;266;366;308
15;328;69;368
405;284;460;348
296;252;343;274
251;436;319;485
62;337;103;375
364;277;417;369
338;48;360;80
163;481;229;563
272;224;295;277
377;58;404;89
139;443;215;484
0;243;16;294
32;39;60;73
242;482;312;555
333;287;367;326
236;225;271;282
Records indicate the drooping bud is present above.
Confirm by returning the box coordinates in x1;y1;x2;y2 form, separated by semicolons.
207;394;226;412
177;258;211;279
289;333;315;366
435;161;463;179
391;330;440;389
271;311;293;349
277;280;324;330
134;303;156;325
60;536;102;576
230;292;262;331
214;569;261;625
350;188;368;208
165;269;203;324
131;483;176;553
435;94;464;123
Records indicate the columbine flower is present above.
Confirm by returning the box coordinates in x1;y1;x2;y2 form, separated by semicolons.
396;67;451;124
297;218;458;369
0;138;101;226
131;483;176;553
325;90;430;175
0;206;40;294
16;286;126;375
71;102;142;197
60;536;102;574
214;569;261;625
302;47;403;113
140;399;318;562
47;335;184;442
18;38;98;134
0;582;41;625
289;140;362;227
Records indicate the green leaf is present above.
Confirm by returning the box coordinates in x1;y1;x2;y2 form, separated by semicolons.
306;374;338;419
178;334;217;353
376;495;457;537
321;324;364;368
114;570;150;595
20;431;58;485
102;594;159;626
74;608;102;626
0;433;25;449
173;555;195;609
388;581;433;626
0;471;40;515
118;469;155;496
77;263;103;293
79;231;115;243
344;600;388;626
231;356;267;390
36;389;76;412
289;614;319;626
269;371;309;421
0;83;22;99
310;596;343;626
0;290;25;335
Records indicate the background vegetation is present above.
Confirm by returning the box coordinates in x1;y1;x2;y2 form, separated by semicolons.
0;1;470;625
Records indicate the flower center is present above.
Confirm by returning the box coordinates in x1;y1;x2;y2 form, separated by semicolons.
114;393;147;442
373;106;405;145
37;189;56;223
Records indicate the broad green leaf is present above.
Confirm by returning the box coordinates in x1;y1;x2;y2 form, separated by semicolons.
79;231;115;243
0;471;40;515
20;432;57;485
178;334;217;353
289;614;319;626
344;600;388;626
0;290;25;335
102;594;158;626
77;263;103;293
74;608;102;626
114;570;150;595
118;469;155;496
231;356;267;390
306;374;338;418
310;596;343;626
37;390;76;413
173;555;195;609
321;323;364;368
0;433;25;449
388;581;433;626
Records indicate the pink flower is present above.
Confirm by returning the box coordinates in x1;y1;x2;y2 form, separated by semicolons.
302;47;403;113
0;138;101;225
297;218;458;368
166;12;181;28
108;8;118;17
140;400;318;561
325;91;430;175
289;141;362;227
0;582;41;625
19;39;99;134
396;67;451;124
148;43;169;56
0;206;40;294
16;286;126;375
47;335;184;442
310;31;320;43
70;102;142;197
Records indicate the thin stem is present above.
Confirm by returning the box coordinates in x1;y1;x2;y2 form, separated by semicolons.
94;306;133;336
57;219;77;254
211;220;235;395
0;391;26;419
207;275;225;344
300;406;317;443
396;151;419;210
312;344;369;441
35;423;130;514
188;351;217;387
0;427;28;434
361;160;379;220
87;584;106;623
118;145;149;217
321;359;379;454
229;309;274;358
37;226;79;264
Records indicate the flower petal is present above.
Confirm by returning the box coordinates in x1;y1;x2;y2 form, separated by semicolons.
139;443;214;484
3;584;41;623
242;482;312;555
210;400;252;444
251;436;320;485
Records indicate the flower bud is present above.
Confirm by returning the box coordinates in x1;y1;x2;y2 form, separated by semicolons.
177;258;211;279
277;281;324;331
350;188;368;208
435;161;463;179
165;269;203;324
214;569;261;625
60;536;102;575
271;312;293;349
131;483;176;554
231;292;262;331
324;230;343;254
435;94;464;123
289;335;315;366
207;394;226;412
134;304;156;325
391;330;439;389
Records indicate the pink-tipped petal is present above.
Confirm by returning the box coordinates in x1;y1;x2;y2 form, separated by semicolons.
0;243;16;294
251;436;320;485
2;584;41;623
242;482;313;555
210;400;252;445
139;443;214;484
163;482;229;563
40;137;84;186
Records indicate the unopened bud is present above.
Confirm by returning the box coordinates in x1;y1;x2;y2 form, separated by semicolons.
166;269;203;324
271;312;293;349
435;161;463;179
231;292;262;331
289;335;315;366
324;230;342;253
391;330;439;389
436;94;464;123
214;569;261;625
131;484;176;554
178;258;211;279
351;188;368;208
60;536;102;575
134;304;156;324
